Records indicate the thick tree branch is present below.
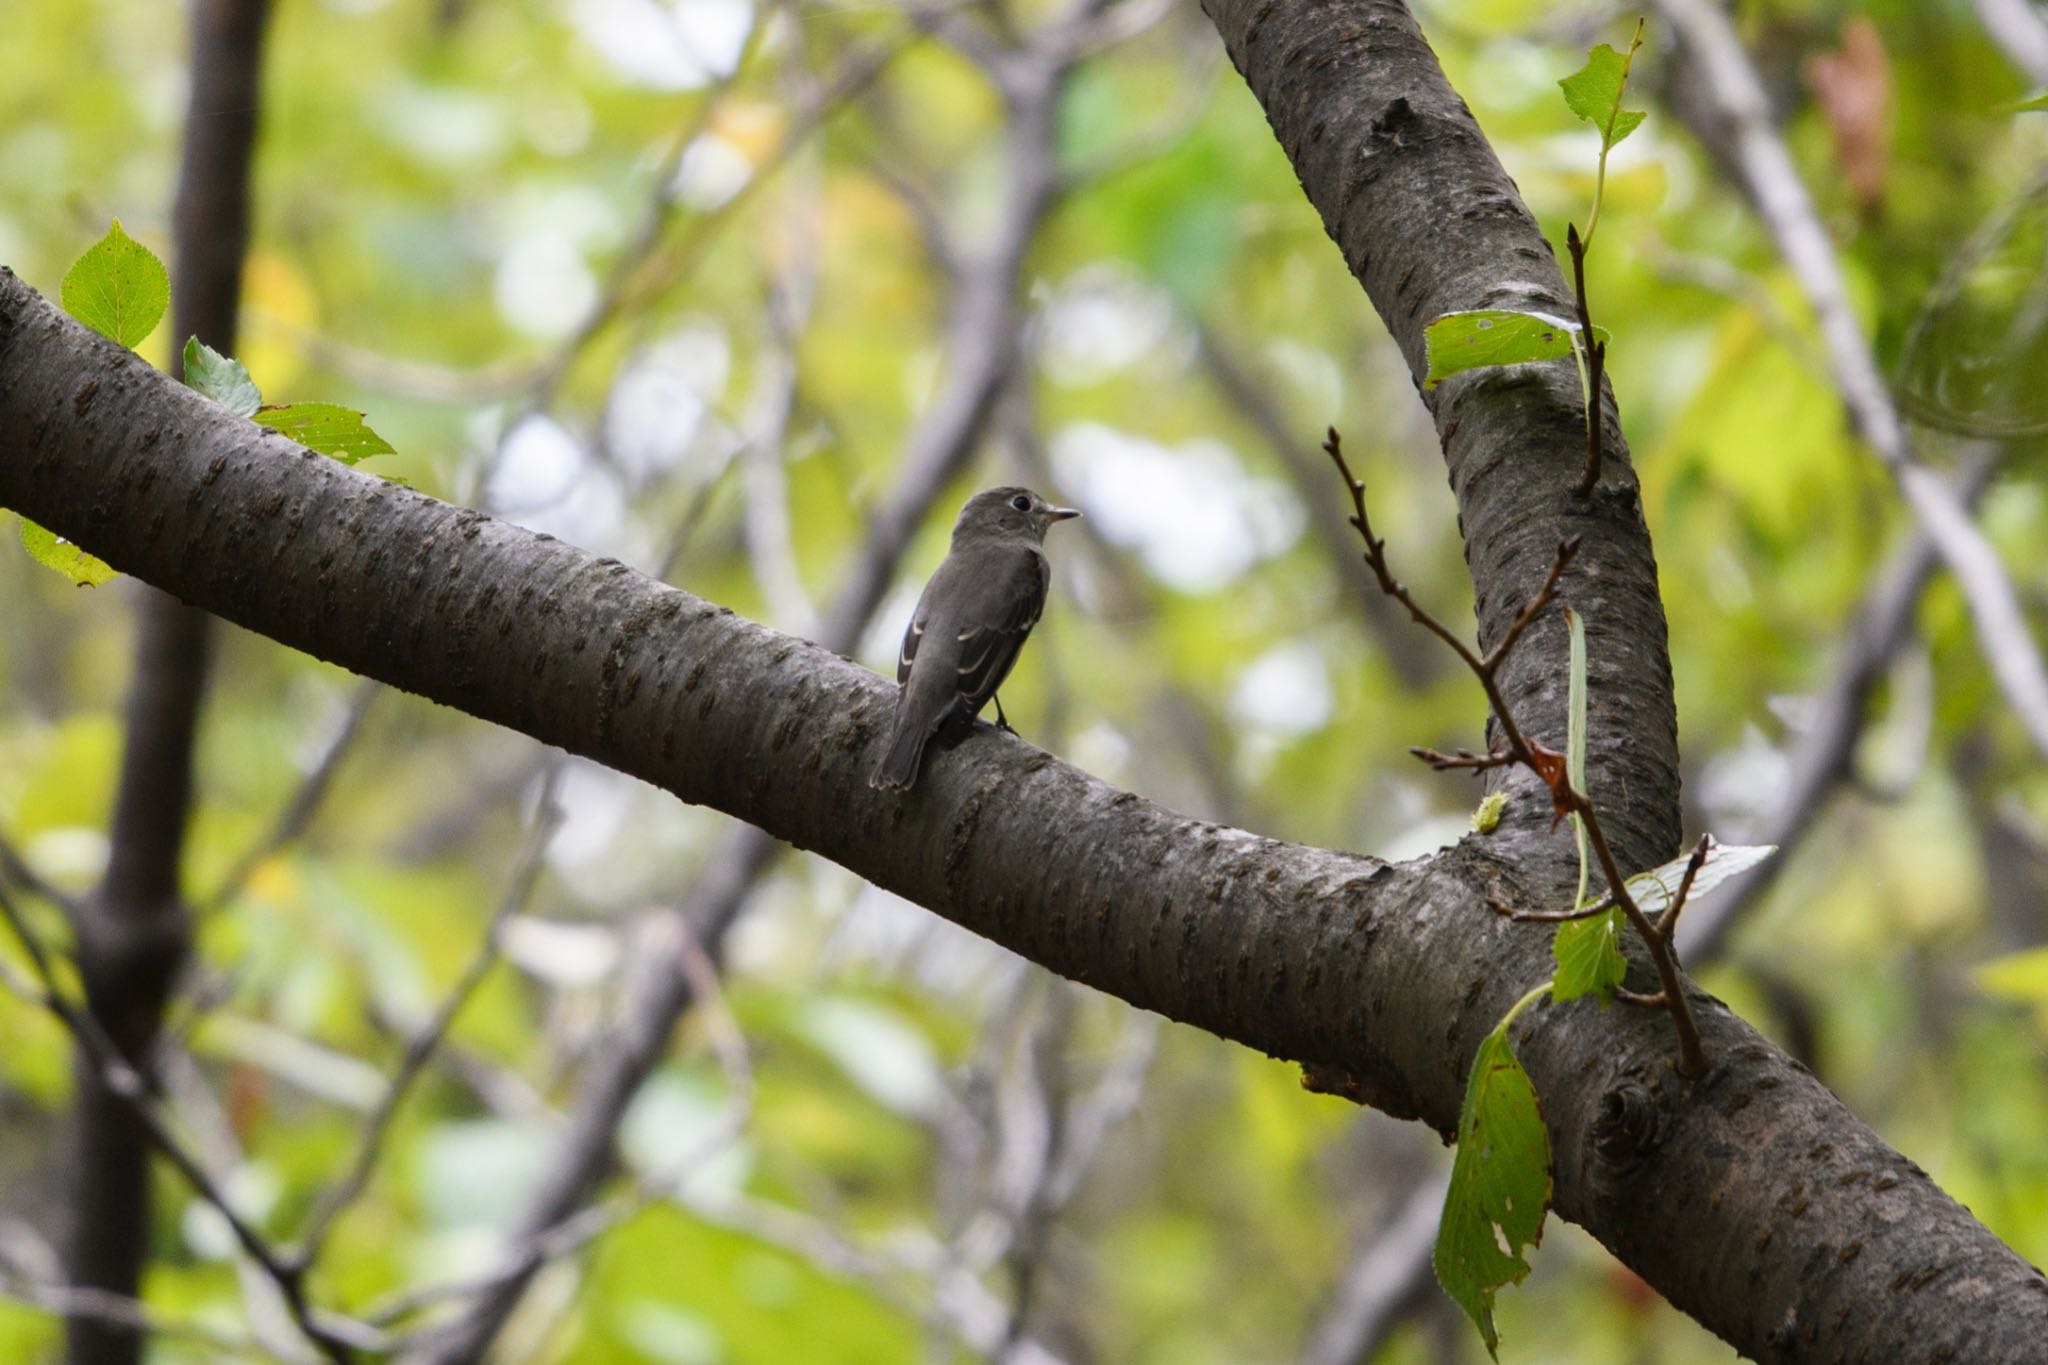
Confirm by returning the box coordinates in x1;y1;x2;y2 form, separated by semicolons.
6;0;2046;1356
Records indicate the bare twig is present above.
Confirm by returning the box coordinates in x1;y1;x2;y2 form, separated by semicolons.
286;765;565;1275
1567;222;1608;495
203;679;381;915
1654;834;1714;943
0;881;370;1362
0;1269;272;1361
1324;428;1706;1077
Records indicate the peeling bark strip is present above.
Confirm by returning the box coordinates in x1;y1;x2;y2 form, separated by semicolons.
5;262;2045;1357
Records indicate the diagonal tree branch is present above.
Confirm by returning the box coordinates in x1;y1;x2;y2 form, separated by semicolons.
5;0;2046;1356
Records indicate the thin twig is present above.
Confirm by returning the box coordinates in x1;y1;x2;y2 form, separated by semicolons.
1323;427;1707;1078
1567;222;1607;495
287;765;566;1274
0;882;370;1361
1654;834;1714;944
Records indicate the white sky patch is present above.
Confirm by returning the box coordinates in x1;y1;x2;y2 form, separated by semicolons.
501;915;621;988
1050;422;1303;593
1035;263;1179;386
795;997;944;1118
375;84;512;169
570;0;752;91
487;413;585;513
493;231;599;339
673;132;754;210
1230;639;1333;737
521;89;595;157
606;319;731;483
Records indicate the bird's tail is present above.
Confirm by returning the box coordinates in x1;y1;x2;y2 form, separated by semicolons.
869;705;934;790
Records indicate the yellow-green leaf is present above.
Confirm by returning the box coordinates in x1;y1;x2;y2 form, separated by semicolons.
1423;310;1608;389
19;519;116;587
60;220;170;350
253;403;395;466
1560;39;1646;151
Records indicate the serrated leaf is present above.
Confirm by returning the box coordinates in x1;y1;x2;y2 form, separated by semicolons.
1435;1027;1550;1359
182;337;262;417
1552;906;1627;1003
253;403;395;465
1560;42;1646;151
1625;840;1777;916
1423;310;1610;389
60;220;169;350
19;519;117;587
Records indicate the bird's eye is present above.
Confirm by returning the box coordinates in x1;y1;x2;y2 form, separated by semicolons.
1010;494;1031;512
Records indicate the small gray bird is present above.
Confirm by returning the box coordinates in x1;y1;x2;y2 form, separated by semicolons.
870;486;1080;790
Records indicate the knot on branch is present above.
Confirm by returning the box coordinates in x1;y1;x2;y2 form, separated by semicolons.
1591;1074;1669;1176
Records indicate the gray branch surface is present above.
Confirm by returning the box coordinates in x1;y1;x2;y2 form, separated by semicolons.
3;0;2044;1356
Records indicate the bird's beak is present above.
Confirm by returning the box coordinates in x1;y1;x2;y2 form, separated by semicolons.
1048;506;1082;522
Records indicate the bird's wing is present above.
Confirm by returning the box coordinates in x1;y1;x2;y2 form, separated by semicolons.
953;548;1050;713
896;607;923;685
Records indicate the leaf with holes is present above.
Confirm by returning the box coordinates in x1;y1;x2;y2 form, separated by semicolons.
253;403;395;466
1423;310;1608;390
19;519;116;587
1435;1025;1551;1359
60;221;170;350
183;338;262;417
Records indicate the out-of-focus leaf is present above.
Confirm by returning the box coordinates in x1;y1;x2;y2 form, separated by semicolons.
253;403;396;465
60;220;169;349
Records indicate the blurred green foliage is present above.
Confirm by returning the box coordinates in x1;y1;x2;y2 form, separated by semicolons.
3;0;2048;1360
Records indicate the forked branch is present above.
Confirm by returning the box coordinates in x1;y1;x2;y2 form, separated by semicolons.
1323;428;1706;1077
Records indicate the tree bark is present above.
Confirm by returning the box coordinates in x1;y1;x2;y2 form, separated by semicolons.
3;0;2042;1357
64;3;269;1363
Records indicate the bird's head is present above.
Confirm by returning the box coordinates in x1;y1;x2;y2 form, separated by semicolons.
953;486;1082;544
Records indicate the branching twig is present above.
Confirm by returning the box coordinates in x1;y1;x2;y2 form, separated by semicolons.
0;882;371;1361
1324;428;1706;1077
1654;834;1714;944
286;765;566;1276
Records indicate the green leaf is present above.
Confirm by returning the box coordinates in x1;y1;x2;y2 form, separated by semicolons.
60;220;170;350
1625;840;1777;916
1434;1026;1551;1358
182;337;263;417
1423;310;1610;389
19;519;116;587
1560;41;1646;151
1553;907;1627;1003
253;403;396;465
2011;92;2048;112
